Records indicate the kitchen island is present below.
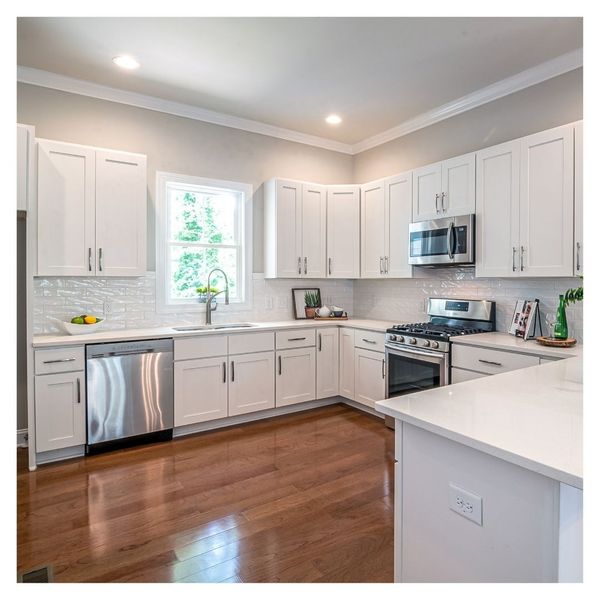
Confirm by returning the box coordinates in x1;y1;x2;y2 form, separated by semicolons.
376;356;583;583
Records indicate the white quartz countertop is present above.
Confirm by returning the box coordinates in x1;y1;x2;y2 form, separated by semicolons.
450;331;582;359
32;318;395;348
376;356;583;488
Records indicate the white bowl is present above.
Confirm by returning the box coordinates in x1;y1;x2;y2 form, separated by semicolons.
50;317;105;336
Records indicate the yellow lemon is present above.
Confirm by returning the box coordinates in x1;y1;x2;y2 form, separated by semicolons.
84;315;97;324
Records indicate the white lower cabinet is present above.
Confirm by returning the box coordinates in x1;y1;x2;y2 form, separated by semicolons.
339;328;355;400
316;328;339;399
354;347;386;409
451;367;487;384
229;351;275;416
35;371;86;452
174;356;228;426
276;347;316;407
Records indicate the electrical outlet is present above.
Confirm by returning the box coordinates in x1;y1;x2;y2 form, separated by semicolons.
264;296;273;309
103;301;112;315
277;296;288;309
448;483;482;525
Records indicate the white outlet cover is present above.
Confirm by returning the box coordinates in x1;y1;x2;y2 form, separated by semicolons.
448;483;483;526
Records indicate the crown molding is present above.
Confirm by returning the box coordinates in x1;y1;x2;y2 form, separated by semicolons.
18;48;582;157
16;66;354;155
351;48;583;154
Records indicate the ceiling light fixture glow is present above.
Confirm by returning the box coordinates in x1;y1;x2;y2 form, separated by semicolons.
325;114;342;125
112;55;140;70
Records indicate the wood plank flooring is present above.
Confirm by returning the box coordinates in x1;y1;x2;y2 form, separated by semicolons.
17;404;394;583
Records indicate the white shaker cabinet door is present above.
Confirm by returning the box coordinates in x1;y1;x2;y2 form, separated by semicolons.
35;371;86;453
276;347;316;407
519;125;574;277
228;351;275;416
316;328;339;399
574;121;583;275
354;347;386;409
301;183;327;278
360;180;386;278
385;171;413;278
95;150;147;276
339;328;355;400
174;357;228;426
475;140;521;277
327;186;360;278
37;140;96;276
441;152;476;217
412;162;442;222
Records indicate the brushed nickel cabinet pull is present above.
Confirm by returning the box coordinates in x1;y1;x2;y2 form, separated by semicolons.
385;256;389;274
304;257;307;274
328;257;332;275
512;247;517;272
76;378;81;403
381;359;385;379
288;337;306;342
43;358;76;364
231;361;235;382
435;193;440;213
278;355;282;375
576;242;581;272
479;359;502;367
88;247;93;272
318;333;322;351
362;338;376;344
222;361;226;383
379;257;383;274
520;246;525;271
298;257;302;275
441;191;446;212
98;247;103;272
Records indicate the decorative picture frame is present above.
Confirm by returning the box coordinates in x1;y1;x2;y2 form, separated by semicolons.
291;288;322;320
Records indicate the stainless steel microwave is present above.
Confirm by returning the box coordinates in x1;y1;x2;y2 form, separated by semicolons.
408;214;475;266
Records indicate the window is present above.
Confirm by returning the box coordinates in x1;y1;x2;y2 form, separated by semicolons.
156;172;252;312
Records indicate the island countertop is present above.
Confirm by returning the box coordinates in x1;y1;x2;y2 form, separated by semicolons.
376;356;583;489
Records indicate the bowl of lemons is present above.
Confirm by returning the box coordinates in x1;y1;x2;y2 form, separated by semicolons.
51;314;105;335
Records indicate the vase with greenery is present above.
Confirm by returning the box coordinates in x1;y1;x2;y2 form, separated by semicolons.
196;285;219;309
304;291;320;319
553;280;583;339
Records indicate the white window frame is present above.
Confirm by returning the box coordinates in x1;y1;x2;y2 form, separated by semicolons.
156;171;253;314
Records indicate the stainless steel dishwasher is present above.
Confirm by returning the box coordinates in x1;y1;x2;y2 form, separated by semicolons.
86;339;174;451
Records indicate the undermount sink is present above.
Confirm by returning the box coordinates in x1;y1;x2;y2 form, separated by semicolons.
172;323;257;332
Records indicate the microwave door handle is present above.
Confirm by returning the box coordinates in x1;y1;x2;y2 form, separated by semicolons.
447;222;455;260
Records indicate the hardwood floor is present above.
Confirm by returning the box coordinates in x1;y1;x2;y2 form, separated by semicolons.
17;404;395;583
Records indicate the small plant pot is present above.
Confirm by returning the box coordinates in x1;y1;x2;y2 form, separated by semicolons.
304;306;316;319
198;295;217;311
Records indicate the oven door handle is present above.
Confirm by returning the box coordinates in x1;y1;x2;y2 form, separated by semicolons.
386;345;447;363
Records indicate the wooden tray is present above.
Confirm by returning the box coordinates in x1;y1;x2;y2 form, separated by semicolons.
536;336;577;348
313;315;349;321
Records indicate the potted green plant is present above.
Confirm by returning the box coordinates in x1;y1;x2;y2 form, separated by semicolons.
553;279;583;339
304;290;320;319
196;285;219;309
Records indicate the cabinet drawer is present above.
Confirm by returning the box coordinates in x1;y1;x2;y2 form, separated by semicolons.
174;335;228;361
35;347;85;375
452;344;539;375
354;330;386;352
228;331;274;355
451;367;488;384
275;328;316;349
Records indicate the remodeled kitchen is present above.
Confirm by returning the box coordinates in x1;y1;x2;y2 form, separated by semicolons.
15;16;583;585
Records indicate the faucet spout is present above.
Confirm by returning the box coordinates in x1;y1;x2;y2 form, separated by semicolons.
205;268;230;325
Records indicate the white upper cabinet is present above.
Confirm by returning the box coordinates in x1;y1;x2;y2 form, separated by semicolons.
37;140;96;276
441;152;476;217
361;174;412;278
36;139;147;277
17;124;34;211
412;163;442;221
301;183;327;278
326;186;360;278
519;125;574;277
360;180;386;278
264;178;326;278
476;140;521;278
574;121;583;275
413;154;475;221
385;171;413;278
476;124;575;278
95;150;147;276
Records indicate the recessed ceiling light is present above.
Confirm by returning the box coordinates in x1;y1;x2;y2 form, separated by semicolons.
325;114;342;125
112;55;140;70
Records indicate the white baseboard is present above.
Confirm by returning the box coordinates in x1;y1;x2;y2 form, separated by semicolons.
17;428;28;448
36;445;85;465
341;398;385;419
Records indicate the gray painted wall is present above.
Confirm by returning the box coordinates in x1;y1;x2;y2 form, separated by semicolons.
352;69;583;182
17;83;354;273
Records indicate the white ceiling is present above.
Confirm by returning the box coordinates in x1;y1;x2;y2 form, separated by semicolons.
17;17;582;147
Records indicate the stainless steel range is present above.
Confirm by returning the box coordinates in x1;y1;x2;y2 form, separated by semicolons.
384;299;495;414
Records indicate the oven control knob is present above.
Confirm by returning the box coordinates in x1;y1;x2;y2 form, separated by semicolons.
431;341;439;349
408;337;417;345
389;334;397;341
397;336;405;343
422;340;430;347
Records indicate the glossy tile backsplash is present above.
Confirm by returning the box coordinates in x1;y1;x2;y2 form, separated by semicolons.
34;268;583;341
353;267;584;341
33;273;355;334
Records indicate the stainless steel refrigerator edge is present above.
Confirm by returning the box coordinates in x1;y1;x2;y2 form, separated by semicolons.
86;339;174;447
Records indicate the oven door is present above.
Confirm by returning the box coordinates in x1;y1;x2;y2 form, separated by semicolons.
408;214;475;266
385;344;449;399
